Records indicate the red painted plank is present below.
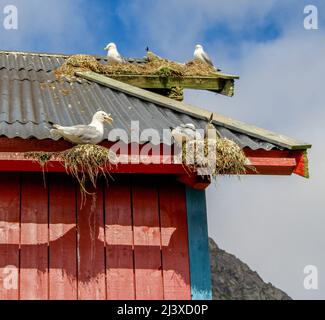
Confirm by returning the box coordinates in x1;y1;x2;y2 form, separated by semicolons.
132;176;164;300
159;180;191;300
105;176;135;300
0;156;185;175
293;150;309;178
20;172;49;300
0;173;20;300
77;183;106;300
49;174;77;300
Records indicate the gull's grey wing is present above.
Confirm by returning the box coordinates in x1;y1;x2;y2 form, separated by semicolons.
201;51;214;67
59;125;101;143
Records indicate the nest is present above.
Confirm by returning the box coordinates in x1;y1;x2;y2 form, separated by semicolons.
181;138;248;178
54;54;218;80
25;144;117;205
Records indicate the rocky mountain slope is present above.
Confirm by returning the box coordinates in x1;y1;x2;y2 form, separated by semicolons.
209;238;292;300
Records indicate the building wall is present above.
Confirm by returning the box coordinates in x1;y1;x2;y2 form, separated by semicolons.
0;172;191;300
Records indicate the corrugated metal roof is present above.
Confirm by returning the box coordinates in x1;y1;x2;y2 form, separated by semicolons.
0;50;278;150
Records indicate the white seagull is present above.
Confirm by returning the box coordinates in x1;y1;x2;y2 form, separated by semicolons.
49;111;113;145
193;44;216;69
170;123;203;145
104;42;124;64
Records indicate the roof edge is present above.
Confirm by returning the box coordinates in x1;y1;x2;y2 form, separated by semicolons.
0;50;146;64
77;71;311;150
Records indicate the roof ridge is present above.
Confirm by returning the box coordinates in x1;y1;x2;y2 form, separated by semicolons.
0;50;145;63
0;120;50;125
0;49;71;58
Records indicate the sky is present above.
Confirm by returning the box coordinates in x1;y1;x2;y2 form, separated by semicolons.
0;0;324;299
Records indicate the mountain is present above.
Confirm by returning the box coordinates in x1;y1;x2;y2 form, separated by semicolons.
209;238;292;300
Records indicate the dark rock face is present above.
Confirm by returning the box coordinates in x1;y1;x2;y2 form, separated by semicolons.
209;238;292;300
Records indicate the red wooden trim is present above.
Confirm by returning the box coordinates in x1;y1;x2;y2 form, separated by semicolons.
177;174;211;190
292;150;309;178
0;153;297;174
132;176;164;300
0;137;307;182
159;181;191;300
49;174;77;300
20;173;49;300
0;173;20;300
246;156;297;175
77;183;106;300
105;176;135;300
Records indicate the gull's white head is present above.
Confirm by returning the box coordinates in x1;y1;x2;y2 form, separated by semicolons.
104;42;117;51
195;44;203;50
92;111;113;124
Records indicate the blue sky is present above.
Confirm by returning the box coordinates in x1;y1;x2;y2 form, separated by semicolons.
1;0;325;299
1;0;323;57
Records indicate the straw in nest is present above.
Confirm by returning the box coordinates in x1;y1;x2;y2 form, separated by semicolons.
25;144;117;206
181;138;248;178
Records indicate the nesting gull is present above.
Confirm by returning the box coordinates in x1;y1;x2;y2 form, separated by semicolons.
170;123;203;145
194;44;217;69
49;111;113;145
104;42;124;63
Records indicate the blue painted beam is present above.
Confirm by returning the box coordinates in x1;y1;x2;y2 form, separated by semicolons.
185;187;212;300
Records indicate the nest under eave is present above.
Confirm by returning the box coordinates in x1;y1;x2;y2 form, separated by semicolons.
54;54;219;80
25;144;117;205
180;138;249;178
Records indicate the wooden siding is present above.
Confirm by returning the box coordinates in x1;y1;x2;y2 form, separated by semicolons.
0;173;191;300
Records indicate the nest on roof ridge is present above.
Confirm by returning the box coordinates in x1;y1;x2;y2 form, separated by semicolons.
24;144;117;206
54;54;219;80
180;138;250;179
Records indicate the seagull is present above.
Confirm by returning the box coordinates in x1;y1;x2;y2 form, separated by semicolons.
193;44;216;69
49;111;113;145
204;113;221;139
104;42;124;64
170;123;203;145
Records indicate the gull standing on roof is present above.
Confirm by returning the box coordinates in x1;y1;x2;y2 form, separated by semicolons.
104;42;124;63
194;44;216;69
170;123;203;145
49;111;113;145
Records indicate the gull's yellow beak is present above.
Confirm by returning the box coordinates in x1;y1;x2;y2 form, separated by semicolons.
104;114;113;124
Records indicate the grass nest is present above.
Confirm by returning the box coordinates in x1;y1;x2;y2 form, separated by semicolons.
180;138;249;178
54;54;218;80
25;144;117;205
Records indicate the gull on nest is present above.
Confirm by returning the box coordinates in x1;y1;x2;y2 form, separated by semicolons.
170;123;203;145
104;42;124;64
49;111;113;145
193;44;219;71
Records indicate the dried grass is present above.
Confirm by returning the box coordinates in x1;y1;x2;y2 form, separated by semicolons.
25;144;117;206
181;138;249;178
54;54;218;80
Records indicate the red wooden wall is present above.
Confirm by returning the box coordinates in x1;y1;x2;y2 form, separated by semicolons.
0;172;191;300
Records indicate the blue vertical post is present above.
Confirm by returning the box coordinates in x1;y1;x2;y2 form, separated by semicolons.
185;187;212;300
